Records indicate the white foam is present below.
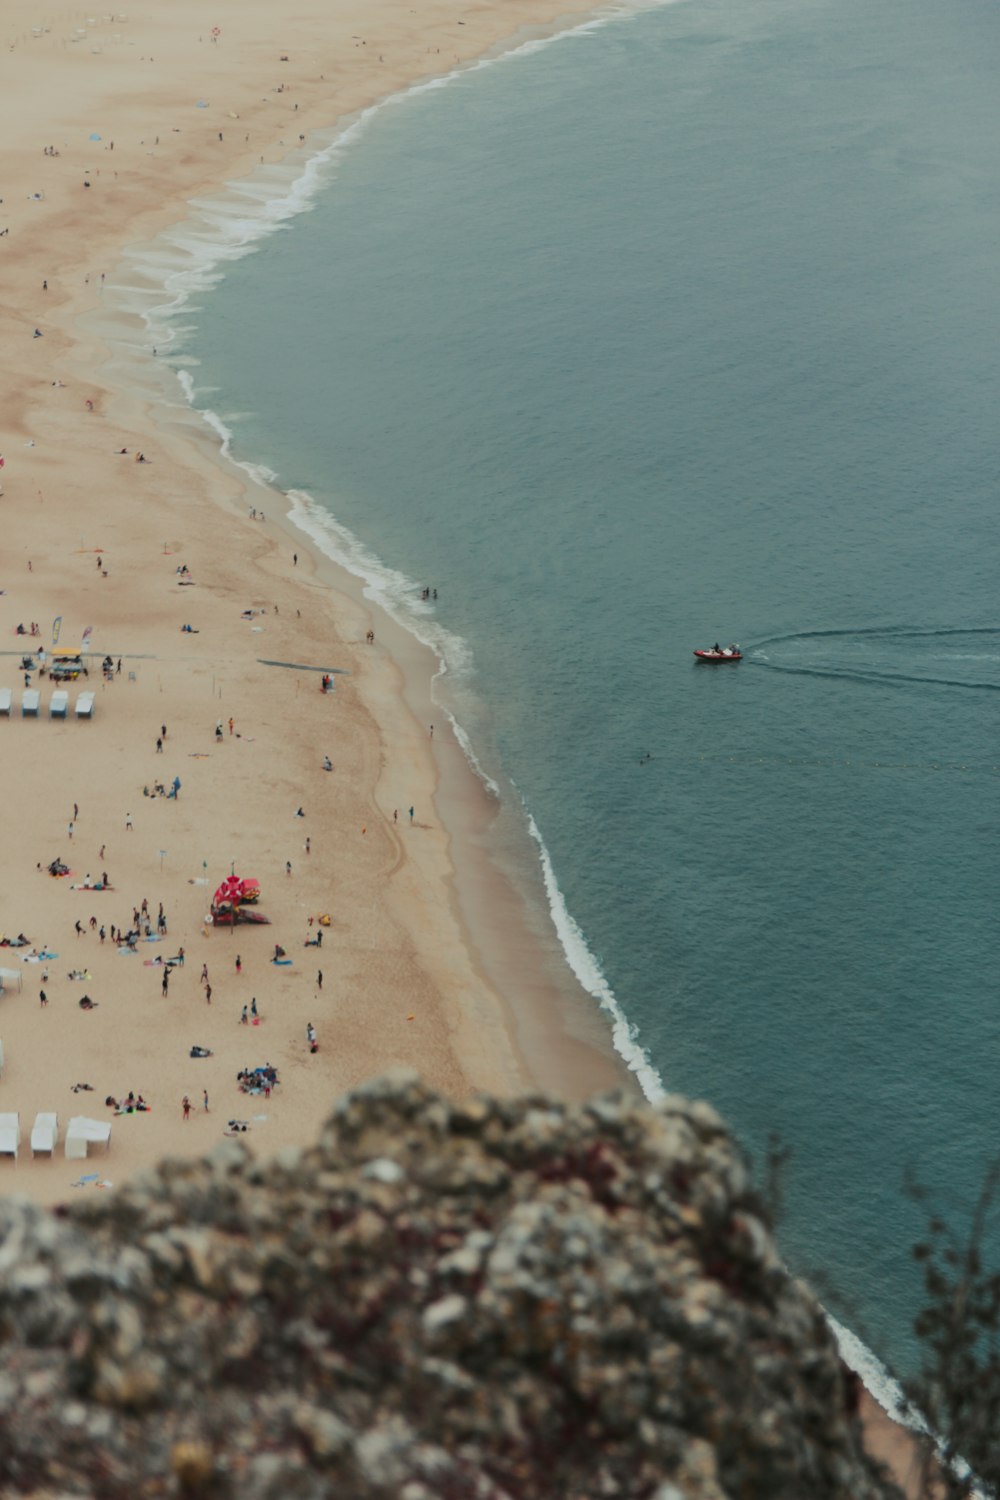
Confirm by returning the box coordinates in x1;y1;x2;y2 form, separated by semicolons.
519;799;667;1102
108;0;689;356
828;1315;921;1432
284;489;475;680
830;1315;986;1495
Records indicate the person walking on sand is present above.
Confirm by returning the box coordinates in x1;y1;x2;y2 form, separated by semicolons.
228;717;234;736
125;812;133;831
286;860;292;877
39;988;47;1007
182;1095;191;1121
235;954;241;974
201;963;208;985
203;1090;209;1113
161;969;169;997
205;982;212;1005
250;996;258;1020
317;970;323;991
409;806;414;823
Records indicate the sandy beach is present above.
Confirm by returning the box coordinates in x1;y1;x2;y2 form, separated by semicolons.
0;0;633;1207
0;0;931;1487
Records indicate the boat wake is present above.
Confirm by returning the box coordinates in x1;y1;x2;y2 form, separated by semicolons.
747;627;1000;692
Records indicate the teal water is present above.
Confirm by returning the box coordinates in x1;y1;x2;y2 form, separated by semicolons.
161;0;1000;1380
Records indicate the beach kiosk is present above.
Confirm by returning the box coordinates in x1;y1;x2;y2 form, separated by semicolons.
50;648;86;682
65;1116;112;1159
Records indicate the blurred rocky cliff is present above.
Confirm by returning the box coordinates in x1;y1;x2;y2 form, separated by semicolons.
0;1072;897;1499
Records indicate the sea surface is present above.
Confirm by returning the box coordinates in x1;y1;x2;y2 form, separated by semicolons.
141;0;1000;1394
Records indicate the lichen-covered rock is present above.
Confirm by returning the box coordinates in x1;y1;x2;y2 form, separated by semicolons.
0;1072;898;1499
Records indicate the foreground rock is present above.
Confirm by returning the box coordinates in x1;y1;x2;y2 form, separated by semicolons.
0;1072;895;1499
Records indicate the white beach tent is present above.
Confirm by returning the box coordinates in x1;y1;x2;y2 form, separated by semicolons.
0;968;23;995
21;688;39;716
0;1112;20;1163
65;1116;111;1159
49;689;69;718
0;688;12;715
30;1112;58;1157
75;690;95;719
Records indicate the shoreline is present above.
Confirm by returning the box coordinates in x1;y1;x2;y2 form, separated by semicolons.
80;18;656;1109
0;0;638;1213
0;0;930;1487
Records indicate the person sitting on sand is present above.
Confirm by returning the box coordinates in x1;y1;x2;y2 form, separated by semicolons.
322;756;333;771
78;996;97;1010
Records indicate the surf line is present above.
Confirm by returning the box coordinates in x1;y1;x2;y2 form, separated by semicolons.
747;661;1000;693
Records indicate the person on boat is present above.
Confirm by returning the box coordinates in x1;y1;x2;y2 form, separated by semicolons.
713;643;721;654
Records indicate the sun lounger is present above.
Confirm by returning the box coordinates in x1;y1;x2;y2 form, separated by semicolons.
0;1112;20;1163
30;1112;58;1157
21;689;39;717
75;691;95;719
49;690;69;718
0;688;11;715
65;1115;111;1159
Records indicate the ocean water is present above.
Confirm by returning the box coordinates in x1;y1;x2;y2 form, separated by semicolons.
148;0;1000;1387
